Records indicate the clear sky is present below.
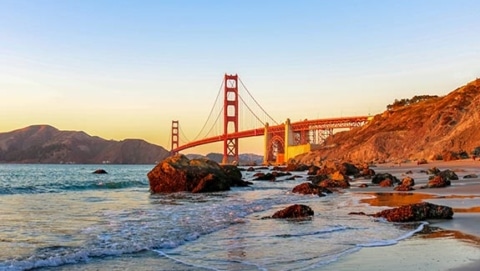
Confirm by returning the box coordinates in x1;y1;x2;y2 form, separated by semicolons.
1;0;479;155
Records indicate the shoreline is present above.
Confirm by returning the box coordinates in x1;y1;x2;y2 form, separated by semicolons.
339;159;480;270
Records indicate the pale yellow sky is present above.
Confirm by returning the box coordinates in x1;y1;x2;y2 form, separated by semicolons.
1;1;479;155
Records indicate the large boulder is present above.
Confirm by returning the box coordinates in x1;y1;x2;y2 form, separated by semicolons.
373;202;454;222
147;154;247;193
271;204;314;219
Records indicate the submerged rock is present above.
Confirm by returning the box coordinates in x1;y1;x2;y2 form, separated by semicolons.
93;169;108;174
147;154;248;194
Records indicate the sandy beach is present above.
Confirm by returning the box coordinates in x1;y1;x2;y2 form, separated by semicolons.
331;159;480;270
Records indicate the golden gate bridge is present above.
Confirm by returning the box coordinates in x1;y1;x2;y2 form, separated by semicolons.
170;74;370;164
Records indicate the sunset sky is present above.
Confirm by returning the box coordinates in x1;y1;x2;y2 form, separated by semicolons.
1;1;479;155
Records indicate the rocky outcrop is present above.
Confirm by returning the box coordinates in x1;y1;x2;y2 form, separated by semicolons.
270;204;314;219
147;154;248;193
372;202;454;222
93;169;108;174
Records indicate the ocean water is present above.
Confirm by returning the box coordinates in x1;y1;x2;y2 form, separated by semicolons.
0;164;426;271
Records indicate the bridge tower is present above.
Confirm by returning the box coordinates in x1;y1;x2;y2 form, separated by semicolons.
222;74;239;164
171;120;179;155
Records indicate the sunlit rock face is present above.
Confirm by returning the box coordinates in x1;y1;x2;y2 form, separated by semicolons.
147;154;248;193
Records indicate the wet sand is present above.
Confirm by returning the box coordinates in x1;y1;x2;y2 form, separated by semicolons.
336;159;480;271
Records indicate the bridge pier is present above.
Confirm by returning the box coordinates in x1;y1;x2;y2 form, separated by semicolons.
171;120;179;155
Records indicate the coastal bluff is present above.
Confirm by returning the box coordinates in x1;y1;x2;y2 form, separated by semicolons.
297;78;480;164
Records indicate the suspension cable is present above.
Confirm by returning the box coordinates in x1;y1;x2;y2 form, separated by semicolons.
238;76;279;125
179;125;191;143
204;105;224;137
191;78;225;141
238;94;265;125
167;131;172;150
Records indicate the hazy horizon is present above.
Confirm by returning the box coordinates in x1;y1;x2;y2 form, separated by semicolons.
1;1;479;155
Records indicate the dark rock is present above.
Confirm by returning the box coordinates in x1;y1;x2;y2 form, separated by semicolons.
427;167;441;175
147;154;246;194
292;182;332;196
423;175;450;188
355;167;376;178
271;204;314;219
379;179;393;187
395;176;415;191
339;162;359;176
272;166;287;171
372;202;454;222
253;171;291;181
372;173;400;184
93;169;108;174
318;178;350;189
400;176;415;187
253;172;276;181
308;174;329;186
222;165;251;187
394;184;415;191
438;169;458;181
464;174;478;179
286;163;309;172
349;211;367;216
416;158;428;165
307;165;320;175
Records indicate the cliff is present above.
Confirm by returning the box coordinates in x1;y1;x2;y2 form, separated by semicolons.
297;78;480;164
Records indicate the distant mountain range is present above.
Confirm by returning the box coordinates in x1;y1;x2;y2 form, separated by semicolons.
186;153;264;166
0;125;265;164
0;125;170;164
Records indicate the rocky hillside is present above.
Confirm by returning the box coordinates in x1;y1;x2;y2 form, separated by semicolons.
0;125;170;164
297;78;480;164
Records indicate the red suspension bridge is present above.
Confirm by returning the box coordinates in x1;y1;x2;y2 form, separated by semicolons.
170;74;370;164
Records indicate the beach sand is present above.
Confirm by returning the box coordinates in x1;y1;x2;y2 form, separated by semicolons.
330;159;480;271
